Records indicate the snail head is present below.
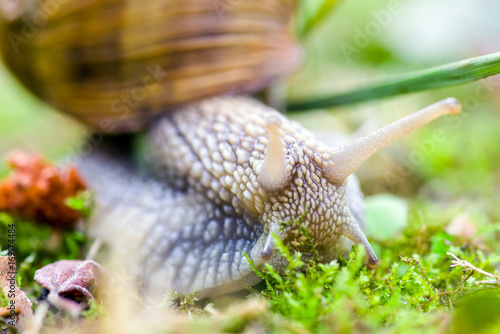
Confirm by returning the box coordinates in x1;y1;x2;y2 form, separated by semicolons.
256;98;461;267
145;97;461;269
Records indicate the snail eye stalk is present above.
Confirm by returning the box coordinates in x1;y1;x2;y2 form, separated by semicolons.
257;116;292;192
323;98;461;184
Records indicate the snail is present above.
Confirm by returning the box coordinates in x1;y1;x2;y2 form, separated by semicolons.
0;1;462;298
78;96;461;297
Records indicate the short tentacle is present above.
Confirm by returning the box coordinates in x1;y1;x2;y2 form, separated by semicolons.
257;116;292;192
342;217;379;268
261;223;281;261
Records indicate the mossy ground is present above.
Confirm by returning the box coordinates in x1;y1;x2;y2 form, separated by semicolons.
1;191;500;333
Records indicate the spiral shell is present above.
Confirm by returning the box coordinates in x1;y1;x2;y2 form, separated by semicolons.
0;0;300;133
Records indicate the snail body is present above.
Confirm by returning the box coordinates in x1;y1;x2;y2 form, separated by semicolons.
79;96;460;297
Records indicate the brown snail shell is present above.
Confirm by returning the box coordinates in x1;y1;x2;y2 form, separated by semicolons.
0;0;301;133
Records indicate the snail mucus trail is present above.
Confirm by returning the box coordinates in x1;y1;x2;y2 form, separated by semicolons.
81;96;461;298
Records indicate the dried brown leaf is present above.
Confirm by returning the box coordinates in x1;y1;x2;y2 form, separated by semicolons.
0;150;87;229
0;256;33;329
34;260;104;316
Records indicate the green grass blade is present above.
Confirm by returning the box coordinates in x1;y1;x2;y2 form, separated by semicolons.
296;0;341;40
287;52;500;111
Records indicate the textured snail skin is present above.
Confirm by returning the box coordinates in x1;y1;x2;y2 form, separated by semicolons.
80;96;460;297
79;96;367;297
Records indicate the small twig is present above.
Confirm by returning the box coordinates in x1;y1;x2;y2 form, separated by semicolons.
423;290;461;306
85;238;103;261
414;259;431;286
476;280;500;285
23;302;49;334
203;303;219;316
447;252;500;285
422;259;476;307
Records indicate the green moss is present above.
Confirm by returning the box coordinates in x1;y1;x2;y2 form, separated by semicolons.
159;290;200;313
0;288;8;308
3;191;500;333
243;208;500;333
65;190;95;220
0;213;86;303
81;300;108;321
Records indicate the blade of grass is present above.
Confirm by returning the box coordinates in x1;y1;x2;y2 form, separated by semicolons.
287;52;500;111
296;0;341;40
